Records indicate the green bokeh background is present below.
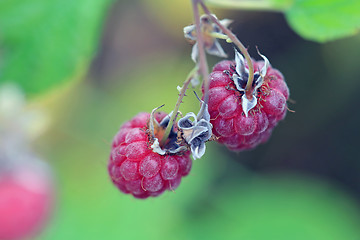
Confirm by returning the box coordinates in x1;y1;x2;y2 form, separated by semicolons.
1;0;360;239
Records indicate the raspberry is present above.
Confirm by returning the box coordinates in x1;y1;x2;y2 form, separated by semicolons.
203;57;289;151
108;112;192;199
0;167;53;240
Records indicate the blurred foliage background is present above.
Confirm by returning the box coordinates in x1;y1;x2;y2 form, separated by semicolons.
1;0;360;239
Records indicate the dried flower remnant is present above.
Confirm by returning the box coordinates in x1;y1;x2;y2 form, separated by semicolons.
231;48;270;117
184;14;232;62
178;99;212;159
149;108;187;155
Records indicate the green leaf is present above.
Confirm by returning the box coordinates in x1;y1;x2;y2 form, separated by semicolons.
0;0;113;96
205;0;360;42
286;0;360;42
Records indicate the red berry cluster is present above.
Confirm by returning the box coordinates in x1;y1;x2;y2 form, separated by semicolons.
108;8;291;199
204;59;289;151
108;112;192;199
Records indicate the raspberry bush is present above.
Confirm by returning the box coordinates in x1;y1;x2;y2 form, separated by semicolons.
108;0;291;199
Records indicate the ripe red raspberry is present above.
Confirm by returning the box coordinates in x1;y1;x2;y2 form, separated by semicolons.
204;57;289;151
0;167;53;240
108;112;192;199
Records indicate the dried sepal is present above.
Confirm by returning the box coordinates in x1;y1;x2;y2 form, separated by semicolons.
241;94;257;118
191;42;199;63
150;138;166;155
234;49;247;86
184;14;232;62
149;107;187;155
231;48;270;116
178;100;212;160
148;105;164;143
254;49;270;93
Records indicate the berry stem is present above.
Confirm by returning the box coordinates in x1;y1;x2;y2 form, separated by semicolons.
198;1;255;99
192;0;210;104
161;0;211;147
160;67;198;146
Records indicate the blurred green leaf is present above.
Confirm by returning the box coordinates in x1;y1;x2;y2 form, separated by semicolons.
286;0;360;42
205;0;360;42
183;175;360;240
0;0;113;96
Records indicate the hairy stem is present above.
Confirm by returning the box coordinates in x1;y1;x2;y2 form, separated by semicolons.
161;0;210;146
161;68;198;146
199;1;255;98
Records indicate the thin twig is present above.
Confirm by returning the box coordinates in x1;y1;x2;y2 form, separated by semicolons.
161;0;211;146
193;0;210;104
160;68;198;146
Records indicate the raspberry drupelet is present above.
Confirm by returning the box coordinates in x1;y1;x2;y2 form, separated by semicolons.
108;112;192;199
203;52;289;151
